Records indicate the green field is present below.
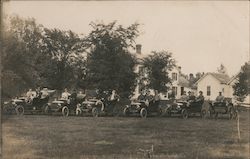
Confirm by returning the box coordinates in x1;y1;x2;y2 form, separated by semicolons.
1;110;250;159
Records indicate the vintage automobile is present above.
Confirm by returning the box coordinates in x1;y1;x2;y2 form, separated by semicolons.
3;95;51;115
75;92;120;117
123;99;164;118
46;90;89;116
46;96;79;116
75;98;103;117
208;98;238;120
164;100;206;119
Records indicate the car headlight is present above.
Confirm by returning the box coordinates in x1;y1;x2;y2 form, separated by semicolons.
4;101;9;105
58;104;61;107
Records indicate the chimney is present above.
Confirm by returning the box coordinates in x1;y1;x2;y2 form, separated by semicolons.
136;44;142;54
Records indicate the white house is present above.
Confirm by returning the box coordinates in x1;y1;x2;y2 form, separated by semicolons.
133;44;194;99
196;73;232;101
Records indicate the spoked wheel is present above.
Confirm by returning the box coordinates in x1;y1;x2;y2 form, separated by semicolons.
181;109;188;119
15;105;24;116
214;113;218;119
3;106;12;115
140;108;147;118
158;107;164;117
92;107;99;117
123;107;130;117
165;108;172;117
44;105;51;115
76;108;82;116
201;109;206;119
112;107;120;117
229;109;238;120
62;106;69;117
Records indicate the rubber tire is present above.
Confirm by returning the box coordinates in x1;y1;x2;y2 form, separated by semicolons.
201;109;206;119
182;109;188;119
140;108;147;118
165;108;171;117
15;105;24;116
123;107;130;116
44;105;51;115
229;109;238;120
92;107;99;117
76;108;82;116
62;106;69;117
158;107;164;117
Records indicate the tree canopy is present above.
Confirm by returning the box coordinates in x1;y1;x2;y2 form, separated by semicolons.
142;51;175;93
85;21;140;97
233;62;250;102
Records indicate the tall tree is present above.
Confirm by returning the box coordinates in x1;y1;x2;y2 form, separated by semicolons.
142;51;175;93
1;15;45;97
233;62;250;102
85;21;139;97
41;28;86;89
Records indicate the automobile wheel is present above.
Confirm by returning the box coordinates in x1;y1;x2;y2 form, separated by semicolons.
112;107;119;117
215;113;218;119
158;107;164;117
165;108;171;117
201;109;206;119
140;108;147;118
3;106;11;115
229;109;238;120
62;106;69;117
15;105;24;116
181;109;188;119
76;108;82;116
44;105;51;115
123;107;130;116
92;107;99;117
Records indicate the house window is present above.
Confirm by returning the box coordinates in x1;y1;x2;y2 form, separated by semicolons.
207;86;211;96
172;86;177;96
172;73;178;81
181;87;184;95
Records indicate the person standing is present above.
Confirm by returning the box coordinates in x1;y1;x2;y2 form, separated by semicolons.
196;91;204;103
215;92;225;102
180;91;188;101
61;88;71;100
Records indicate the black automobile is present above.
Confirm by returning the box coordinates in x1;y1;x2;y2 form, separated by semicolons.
164;100;206;119
208;98;237;120
3;95;51;115
123;98;163;118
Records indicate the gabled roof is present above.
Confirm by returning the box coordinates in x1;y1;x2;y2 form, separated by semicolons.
195;72;231;85
178;75;190;87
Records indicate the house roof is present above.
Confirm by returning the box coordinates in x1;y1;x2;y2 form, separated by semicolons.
195;72;231;85
178;75;190;87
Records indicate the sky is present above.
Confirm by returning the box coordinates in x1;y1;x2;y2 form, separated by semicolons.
3;1;250;76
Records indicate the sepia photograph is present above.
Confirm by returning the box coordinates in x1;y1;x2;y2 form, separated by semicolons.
1;1;250;159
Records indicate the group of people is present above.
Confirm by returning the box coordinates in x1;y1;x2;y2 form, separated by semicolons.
137;90;161;106
180;90;225;103
25;87;50;103
179;91;204;103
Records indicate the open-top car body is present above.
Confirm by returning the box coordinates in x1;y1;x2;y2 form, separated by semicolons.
75;98;104;117
3;95;50;115
123;99;163;118
164;100;206;119
208;98;237;120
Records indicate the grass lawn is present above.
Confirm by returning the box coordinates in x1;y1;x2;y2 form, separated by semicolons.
1;109;250;159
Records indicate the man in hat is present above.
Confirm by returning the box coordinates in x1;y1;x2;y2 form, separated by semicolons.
61;88;71;100
180;91;188;101
215;92;225;102
196;91;204;103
